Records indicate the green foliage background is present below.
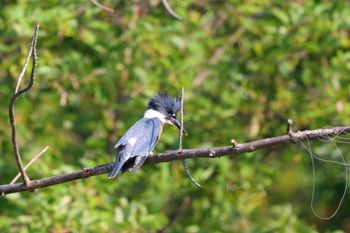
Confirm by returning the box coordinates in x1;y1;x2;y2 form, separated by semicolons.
1;0;350;232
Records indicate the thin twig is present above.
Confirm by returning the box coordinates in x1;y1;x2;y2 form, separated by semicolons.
10;146;49;185
287;119;293;135
181;161;203;188
179;87;202;188
161;0;181;20
90;0;114;12
8;25;39;187
15;40;34;93
2;125;350;195
179;88;184;149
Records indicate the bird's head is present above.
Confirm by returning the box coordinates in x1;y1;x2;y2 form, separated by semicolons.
147;92;186;134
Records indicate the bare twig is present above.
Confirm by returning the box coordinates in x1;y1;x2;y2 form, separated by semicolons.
10;146;49;185
287;119;293;135
2;124;350;195
231;138;240;148
179;88;184;149
179;88;202;188
15;40;34;93
161;0;181;20
90;0;114;12
8;25;39;186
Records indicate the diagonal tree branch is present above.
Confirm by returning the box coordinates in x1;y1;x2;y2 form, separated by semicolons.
90;0;114;12
157;196;192;233
8;25;39;187
1;124;350;195
161;0;181;20
10;146;49;185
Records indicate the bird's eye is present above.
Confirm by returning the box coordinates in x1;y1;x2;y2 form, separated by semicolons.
171;113;176;118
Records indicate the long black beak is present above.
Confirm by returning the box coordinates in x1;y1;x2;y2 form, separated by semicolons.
171;118;187;135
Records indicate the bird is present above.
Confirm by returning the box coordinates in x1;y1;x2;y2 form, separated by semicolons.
108;92;185;178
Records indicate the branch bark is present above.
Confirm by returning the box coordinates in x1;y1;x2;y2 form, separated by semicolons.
8;25;39;187
1;125;350;195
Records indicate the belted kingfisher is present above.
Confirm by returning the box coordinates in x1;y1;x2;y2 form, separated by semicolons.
108;93;185;178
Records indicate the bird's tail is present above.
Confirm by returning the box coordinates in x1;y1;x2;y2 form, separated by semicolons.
108;161;123;179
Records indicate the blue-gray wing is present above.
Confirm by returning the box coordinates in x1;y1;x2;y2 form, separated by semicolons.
132;118;162;156
109;118;162;178
114;118;162;155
